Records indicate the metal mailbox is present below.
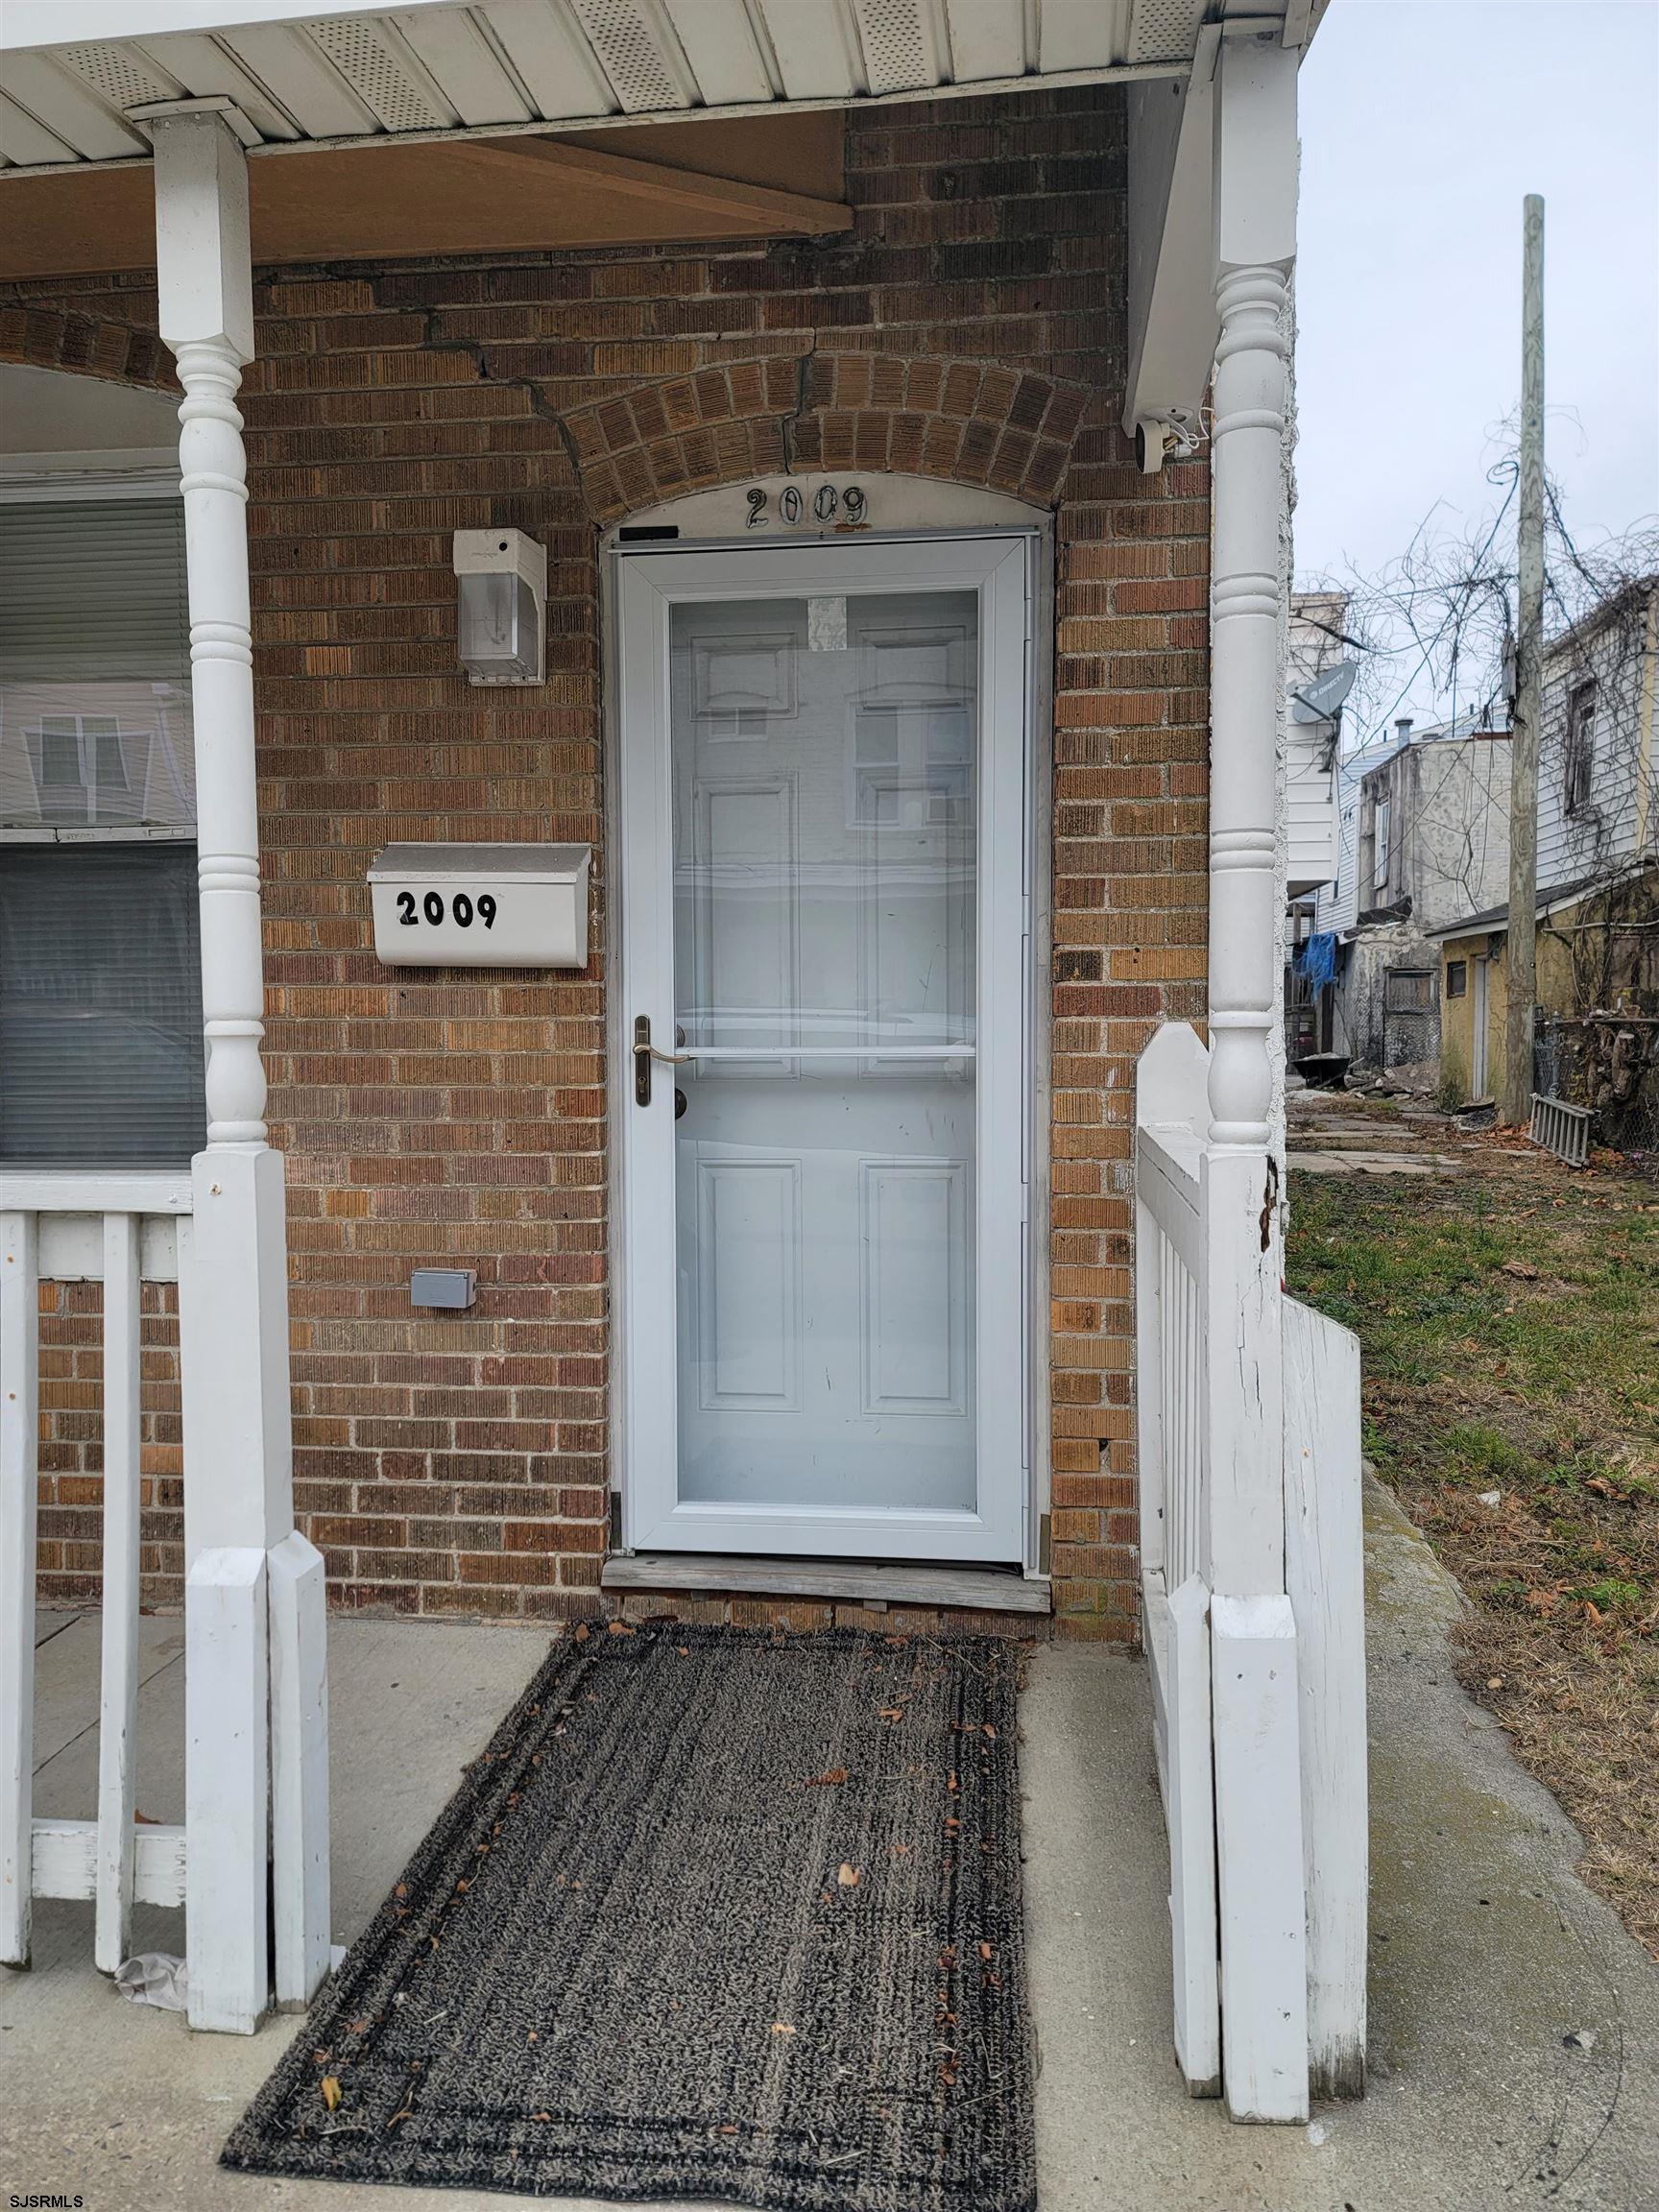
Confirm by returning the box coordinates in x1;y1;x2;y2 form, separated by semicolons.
369;843;590;969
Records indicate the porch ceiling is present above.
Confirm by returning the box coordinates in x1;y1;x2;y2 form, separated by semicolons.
0;1;1267;178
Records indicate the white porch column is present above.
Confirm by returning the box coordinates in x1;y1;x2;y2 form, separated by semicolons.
1204;33;1309;2125
150;105;330;2030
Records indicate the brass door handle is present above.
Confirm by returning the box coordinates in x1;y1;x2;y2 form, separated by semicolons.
633;1015;687;1106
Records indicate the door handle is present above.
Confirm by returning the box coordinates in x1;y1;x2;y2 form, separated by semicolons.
633;1015;687;1106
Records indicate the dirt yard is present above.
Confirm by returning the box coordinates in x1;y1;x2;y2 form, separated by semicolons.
1286;1096;1659;1959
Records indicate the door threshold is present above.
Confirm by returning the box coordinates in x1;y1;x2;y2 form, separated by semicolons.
601;1552;1051;1615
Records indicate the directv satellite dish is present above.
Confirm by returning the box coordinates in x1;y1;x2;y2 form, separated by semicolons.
1290;660;1358;722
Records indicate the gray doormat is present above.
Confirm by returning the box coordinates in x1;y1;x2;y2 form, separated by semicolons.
223;1624;1035;2210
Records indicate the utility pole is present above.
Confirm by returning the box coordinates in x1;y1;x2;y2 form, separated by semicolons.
1502;193;1545;1126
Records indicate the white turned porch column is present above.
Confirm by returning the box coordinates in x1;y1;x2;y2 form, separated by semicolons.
149;104;330;2031
1204;32;1309;2126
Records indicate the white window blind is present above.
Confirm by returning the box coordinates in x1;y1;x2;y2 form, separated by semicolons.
0;499;196;830
0;495;205;1163
0;498;189;684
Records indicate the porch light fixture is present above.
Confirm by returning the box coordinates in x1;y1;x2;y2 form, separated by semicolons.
1133;408;1202;475
453;528;545;685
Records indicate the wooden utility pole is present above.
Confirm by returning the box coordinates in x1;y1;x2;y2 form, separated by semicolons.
1502;193;1545;1125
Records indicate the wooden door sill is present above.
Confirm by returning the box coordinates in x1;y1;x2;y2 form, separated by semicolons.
600;1552;1051;1615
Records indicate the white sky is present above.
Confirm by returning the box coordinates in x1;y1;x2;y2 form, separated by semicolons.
1295;0;1659;730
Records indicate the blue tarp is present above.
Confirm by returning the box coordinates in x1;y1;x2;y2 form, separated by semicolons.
1296;931;1338;994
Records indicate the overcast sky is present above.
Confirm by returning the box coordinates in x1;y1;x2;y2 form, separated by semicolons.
1294;0;1659;734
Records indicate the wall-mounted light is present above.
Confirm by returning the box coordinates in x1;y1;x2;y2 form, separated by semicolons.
453;527;545;685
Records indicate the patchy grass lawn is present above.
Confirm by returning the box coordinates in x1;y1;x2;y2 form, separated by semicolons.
1286;1151;1659;1959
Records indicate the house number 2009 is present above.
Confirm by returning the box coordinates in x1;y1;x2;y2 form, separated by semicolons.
746;482;867;529
396;890;497;929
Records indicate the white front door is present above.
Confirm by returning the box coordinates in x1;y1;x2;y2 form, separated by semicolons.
615;535;1032;1561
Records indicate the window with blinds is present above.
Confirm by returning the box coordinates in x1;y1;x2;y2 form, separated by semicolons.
0;495;205;1164
0;498;196;830
0;845;205;1162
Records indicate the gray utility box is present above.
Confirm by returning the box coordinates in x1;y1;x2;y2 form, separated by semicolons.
411;1267;477;1310
369;843;589;969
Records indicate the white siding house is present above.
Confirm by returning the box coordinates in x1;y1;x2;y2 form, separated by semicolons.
1427;577;1659;1128
1285;590;1352;897
1315;734;1396;940
1286;732;1338;893
1534;576;1659;900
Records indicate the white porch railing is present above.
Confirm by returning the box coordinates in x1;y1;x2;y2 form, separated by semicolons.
2;1176;193;1977
1133;1025;1222;2097
1135;1023;1368;2110
1;1170;330;2032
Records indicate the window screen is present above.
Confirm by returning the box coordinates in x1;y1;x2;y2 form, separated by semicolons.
0;844;205;1162
0;499;195;830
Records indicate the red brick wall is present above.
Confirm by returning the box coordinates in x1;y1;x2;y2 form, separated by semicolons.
7;84;1210;1639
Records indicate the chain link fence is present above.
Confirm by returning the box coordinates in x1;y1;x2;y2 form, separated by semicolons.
1537;1013;1659;1154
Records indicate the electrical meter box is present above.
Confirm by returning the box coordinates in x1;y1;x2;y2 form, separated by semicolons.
369;843;589;969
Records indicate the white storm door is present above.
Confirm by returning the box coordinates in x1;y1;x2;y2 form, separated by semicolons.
616;536;1031;1562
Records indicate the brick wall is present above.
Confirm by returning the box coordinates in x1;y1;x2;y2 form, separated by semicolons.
7;84;1210;1639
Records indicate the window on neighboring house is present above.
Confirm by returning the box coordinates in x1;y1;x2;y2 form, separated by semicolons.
1371;793;1392;894
1384;967;1434;1012
0;496;204;1165
1446;959;1468;998
1564;681;1597;815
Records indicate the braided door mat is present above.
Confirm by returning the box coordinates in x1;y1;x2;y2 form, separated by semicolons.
223;1624;1036;2210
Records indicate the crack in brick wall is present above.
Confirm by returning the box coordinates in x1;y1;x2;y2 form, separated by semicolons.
0;301;175;391
561;349;1088;518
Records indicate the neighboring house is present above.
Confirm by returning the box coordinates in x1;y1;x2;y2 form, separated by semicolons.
0;0;1363;2121
1537;575;1659;899
1285;589;1352;895
1433;575;1659;1125
1297;724;1405;1067
1283;589;1355;1065
1308;713;1512;1078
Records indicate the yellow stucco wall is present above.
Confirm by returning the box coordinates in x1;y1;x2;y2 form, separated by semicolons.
1437;915;1581;1104
1438;934;1502;1103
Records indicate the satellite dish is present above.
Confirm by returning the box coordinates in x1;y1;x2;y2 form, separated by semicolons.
1290;660;1359;722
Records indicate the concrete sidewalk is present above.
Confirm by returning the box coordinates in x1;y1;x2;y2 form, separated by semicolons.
3;1490;1657;2212
1024;1480;1659;2211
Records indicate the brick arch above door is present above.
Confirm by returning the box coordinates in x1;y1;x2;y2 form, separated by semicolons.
563;351;1093;523
0;303;174;393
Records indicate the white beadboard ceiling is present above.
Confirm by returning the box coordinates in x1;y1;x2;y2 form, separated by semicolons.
0;0;1260;174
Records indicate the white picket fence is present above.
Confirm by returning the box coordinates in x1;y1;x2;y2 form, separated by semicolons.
1135;1024;1368;2110
1;1171;330;2032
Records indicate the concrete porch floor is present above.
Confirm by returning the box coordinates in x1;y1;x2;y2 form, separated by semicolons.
4;1489;1657;2212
